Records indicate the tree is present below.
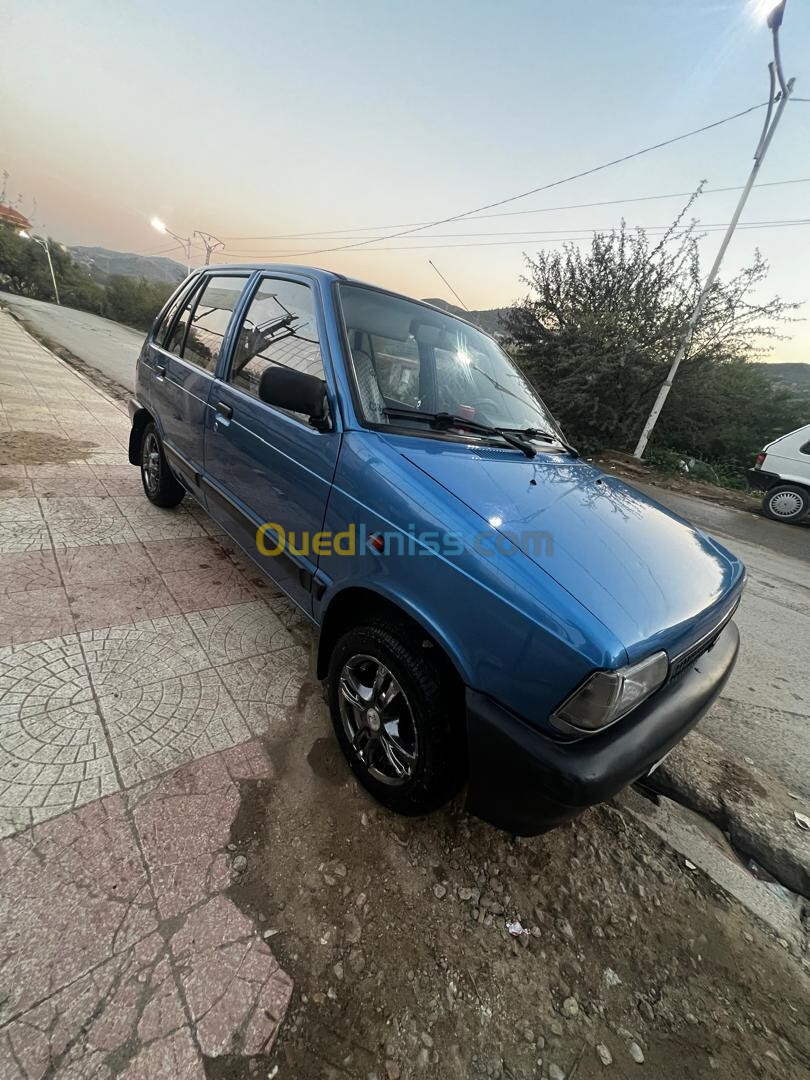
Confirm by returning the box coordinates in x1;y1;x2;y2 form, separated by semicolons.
502;199;804;467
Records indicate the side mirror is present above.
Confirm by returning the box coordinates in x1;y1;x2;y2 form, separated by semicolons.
258;367;330;430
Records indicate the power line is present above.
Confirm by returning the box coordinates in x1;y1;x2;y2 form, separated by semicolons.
213;218;810;258
270;101;774;260
220;215;810;245
220;176;810;240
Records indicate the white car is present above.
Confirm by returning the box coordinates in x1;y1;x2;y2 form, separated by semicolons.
747;423;810;524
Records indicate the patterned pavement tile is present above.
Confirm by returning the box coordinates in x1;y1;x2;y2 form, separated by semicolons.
83;450;131;466
0;637;118;837
31;474;109;497
113;496;209;542
0;584;74;645
186;601;299;666
0;794;155;1023
79;616;212;695
0;474;35;497
142;534;239;574
218;645;309;734
171;897;292;1058
40;496;137;549
128;741;292;1059
98;669;251;785
68;575;181;632
0;549;61;596
25;462;96;479
161;564;261;614
100;473;146;497
57;540;153;587
0;518;52;553
0;942;201;1080
0;496;43;523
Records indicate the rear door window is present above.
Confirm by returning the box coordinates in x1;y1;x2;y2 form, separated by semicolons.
163;274;248;372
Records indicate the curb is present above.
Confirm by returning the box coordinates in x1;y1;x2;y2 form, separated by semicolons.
645;729;810;900
0;304;130;415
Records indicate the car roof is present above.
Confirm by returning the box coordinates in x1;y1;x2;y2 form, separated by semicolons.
195;264;487;335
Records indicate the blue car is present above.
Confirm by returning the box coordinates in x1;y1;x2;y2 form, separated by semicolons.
129;265;744;834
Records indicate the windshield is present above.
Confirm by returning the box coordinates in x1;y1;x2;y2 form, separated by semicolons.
338;284;561;440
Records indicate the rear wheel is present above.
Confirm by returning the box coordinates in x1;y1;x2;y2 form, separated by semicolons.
140;422;185;508
762;484;808;524
327;619;465;815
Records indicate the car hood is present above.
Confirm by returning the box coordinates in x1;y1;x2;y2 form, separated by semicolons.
393;438;744;657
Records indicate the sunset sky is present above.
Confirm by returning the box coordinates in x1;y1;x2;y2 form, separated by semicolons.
1;0;809;362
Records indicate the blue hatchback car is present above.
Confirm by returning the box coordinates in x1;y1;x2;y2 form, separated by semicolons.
129;265;744;834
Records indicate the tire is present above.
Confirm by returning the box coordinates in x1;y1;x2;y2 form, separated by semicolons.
761;484;808;524
327;619;465;816
140;422;185;508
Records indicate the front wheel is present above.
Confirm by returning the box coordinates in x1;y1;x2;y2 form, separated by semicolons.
327;620;465;816
761;484;808;524
140;422;185;508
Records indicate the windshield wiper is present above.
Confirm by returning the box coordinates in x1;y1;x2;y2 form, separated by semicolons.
383;408;537;458
501;426;579;457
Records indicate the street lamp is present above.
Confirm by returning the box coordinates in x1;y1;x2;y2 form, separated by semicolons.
19;230;60;305
150;217;192;273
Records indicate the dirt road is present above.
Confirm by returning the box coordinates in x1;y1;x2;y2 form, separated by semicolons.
225;680;809;1080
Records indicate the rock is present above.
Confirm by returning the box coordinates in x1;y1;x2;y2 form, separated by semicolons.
648;729;810;897
550;1020;564;1037
548;1065;566;1080
345;914;362;944
629;1042;645;1064
334;861;347;877
226;842;237;851
596;1043;613;1066
604;968;622;988
637;1000;655;1022
557;917;575;940
333;961;344;980
420;1032;434;1048
458;887;475;901
385;1062;401;1079
348;948;366;974
433;884;447;900
231;854;247;873
262;928;280;939
523;1028;535;1043
562;997;579;1018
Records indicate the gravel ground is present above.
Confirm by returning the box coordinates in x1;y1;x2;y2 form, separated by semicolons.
225;682;810;1080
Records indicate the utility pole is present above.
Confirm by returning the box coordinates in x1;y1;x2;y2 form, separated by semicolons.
194;230;225;264
633;0;795;459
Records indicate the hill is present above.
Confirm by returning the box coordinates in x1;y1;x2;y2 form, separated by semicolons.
758;361;810;392
422;297;507;336
70;246;186;285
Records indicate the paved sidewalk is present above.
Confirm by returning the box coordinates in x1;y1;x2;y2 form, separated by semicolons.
0;311;308;1075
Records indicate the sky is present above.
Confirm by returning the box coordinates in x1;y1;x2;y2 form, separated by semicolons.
1;0;809;362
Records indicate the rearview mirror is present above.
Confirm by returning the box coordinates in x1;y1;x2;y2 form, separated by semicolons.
258;367;330;430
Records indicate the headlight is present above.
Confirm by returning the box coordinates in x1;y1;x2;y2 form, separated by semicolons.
551;651;669;733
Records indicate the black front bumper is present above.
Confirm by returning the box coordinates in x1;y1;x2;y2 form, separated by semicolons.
465;620;740;835
746;468;779;492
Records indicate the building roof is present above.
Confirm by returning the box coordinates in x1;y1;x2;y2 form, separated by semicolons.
0;204;32;231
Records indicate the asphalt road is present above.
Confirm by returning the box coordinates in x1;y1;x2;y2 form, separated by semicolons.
2;295;807;795
635;482;809;799
0;291;142;391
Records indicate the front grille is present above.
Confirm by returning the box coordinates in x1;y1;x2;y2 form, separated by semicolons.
667;602;738;684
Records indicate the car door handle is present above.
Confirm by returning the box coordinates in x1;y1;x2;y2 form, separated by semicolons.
215;401;233;421
155;363;166;379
